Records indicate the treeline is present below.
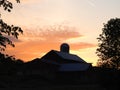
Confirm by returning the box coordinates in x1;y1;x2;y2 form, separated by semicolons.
0;53;24;74
0;54;120;89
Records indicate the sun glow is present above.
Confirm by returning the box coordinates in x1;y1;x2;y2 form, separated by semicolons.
2;0;120;66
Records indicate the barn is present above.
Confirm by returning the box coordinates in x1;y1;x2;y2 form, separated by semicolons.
40;43;92;83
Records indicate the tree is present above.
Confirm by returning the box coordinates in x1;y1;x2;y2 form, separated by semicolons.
96;18;120;69
0;0;23;51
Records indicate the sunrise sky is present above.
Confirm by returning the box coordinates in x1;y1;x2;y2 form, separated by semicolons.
1;0;120;65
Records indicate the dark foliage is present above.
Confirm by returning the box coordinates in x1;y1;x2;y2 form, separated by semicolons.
0;52;24;74
0;0;24;78
0;0;23;51
96;18;120;69
0;0;20;12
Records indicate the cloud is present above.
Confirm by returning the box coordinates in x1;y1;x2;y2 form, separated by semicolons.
5;24;96;62
70;42;97;50
5;41;60;61
3;35;22;42
22;24;82;42
5;40;96;61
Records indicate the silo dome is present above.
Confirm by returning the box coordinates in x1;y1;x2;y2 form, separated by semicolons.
60;43;70;53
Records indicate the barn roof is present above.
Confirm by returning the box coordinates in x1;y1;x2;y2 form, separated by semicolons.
41;50;87;63
54;50;87;63
40;49;92;71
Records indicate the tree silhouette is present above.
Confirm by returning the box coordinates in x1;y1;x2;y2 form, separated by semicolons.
0;0;23;51
0;52;24;75
96;18;120;69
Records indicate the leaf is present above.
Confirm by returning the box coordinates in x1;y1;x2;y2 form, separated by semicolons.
0;0;22;51
8;9;11;12
18;28;23;34
96;18;120;69
16;0;20;3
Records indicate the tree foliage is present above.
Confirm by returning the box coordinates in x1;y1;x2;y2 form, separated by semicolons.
0;0;23;51
96;18;120;69
0;0;20;12
0;52;24;74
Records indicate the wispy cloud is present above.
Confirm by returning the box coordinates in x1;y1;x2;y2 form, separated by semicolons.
5;40;96;61
70;42;97;50
3;35;22;42
22;24;82;42
5;24;96;61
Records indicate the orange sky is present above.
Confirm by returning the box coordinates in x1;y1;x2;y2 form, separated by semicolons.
2;0;120;66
